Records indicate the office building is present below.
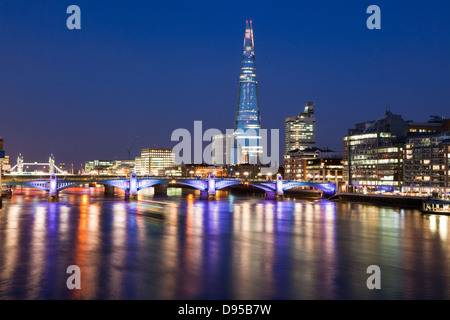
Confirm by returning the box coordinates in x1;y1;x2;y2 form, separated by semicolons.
284;147;343;183
135;148;175;176
407;116;450;133
285;102;316;152
343;111;449;193
0;139;8;172
403;131;450;196
343;111;407;193
110;160;135;175
85;160;115;174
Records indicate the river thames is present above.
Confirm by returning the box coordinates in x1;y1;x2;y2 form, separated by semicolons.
1;187;450;300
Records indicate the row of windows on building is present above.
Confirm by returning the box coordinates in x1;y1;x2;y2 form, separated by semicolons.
283;104;450;197
343;112;450;196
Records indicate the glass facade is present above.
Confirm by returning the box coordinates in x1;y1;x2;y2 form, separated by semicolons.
285;102;316;152
343;111;408;192
403;132;450;196
234;20;262;164
343;113;450;194
343;132;403;191
85;160;114;174
136;148;175;176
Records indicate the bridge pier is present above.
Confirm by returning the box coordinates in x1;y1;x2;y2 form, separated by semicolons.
266;174;284;200
125;173;139;200
48;193;58;202
48;174;58;202
199;173;216;200
154;184;167;196
266;191;284;200
125;190;138;201
104;185;115;196
200;191;215;200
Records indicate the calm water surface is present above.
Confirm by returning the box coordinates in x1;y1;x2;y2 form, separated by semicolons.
1;187;450;300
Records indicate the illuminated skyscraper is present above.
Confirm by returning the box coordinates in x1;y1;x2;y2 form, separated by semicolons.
211;20;263;165
234;20;262;164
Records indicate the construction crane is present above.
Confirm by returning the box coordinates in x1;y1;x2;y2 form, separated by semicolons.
127;136;139;160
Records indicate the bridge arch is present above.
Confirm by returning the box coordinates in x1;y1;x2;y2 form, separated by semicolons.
283;182;336;194
246;183;275;193
214;180;243;191
169;180;208;191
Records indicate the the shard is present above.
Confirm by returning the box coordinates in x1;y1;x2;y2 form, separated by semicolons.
234;20;263;164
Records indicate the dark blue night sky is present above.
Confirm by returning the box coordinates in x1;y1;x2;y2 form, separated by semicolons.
1;0;450;166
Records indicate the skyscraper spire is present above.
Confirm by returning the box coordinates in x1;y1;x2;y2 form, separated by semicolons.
243;20;254;53
234;20;262;164
235;19;261;131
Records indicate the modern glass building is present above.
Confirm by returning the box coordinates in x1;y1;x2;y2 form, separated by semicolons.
84;160;115;174
403;131;450;196
285;102;316;152
234;20;262;164
343;111;408;193
343;111;450;194
135;148;175;176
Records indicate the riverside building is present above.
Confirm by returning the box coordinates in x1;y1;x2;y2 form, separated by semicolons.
403;131;450;197
284;147;343;184
343;111;450;194
135;148;175;176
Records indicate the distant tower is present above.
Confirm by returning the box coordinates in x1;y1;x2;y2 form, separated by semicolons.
234;20;262;164
17;154;24;173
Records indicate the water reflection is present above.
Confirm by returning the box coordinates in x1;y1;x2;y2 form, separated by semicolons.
1;188;450;299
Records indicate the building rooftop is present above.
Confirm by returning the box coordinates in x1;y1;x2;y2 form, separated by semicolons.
407;130;450;139
286;147;342;159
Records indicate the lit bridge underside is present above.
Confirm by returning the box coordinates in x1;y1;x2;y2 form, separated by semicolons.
1;173;336;201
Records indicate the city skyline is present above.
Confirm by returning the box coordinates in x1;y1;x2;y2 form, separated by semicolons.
2;1;450;166
3;1;450;303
